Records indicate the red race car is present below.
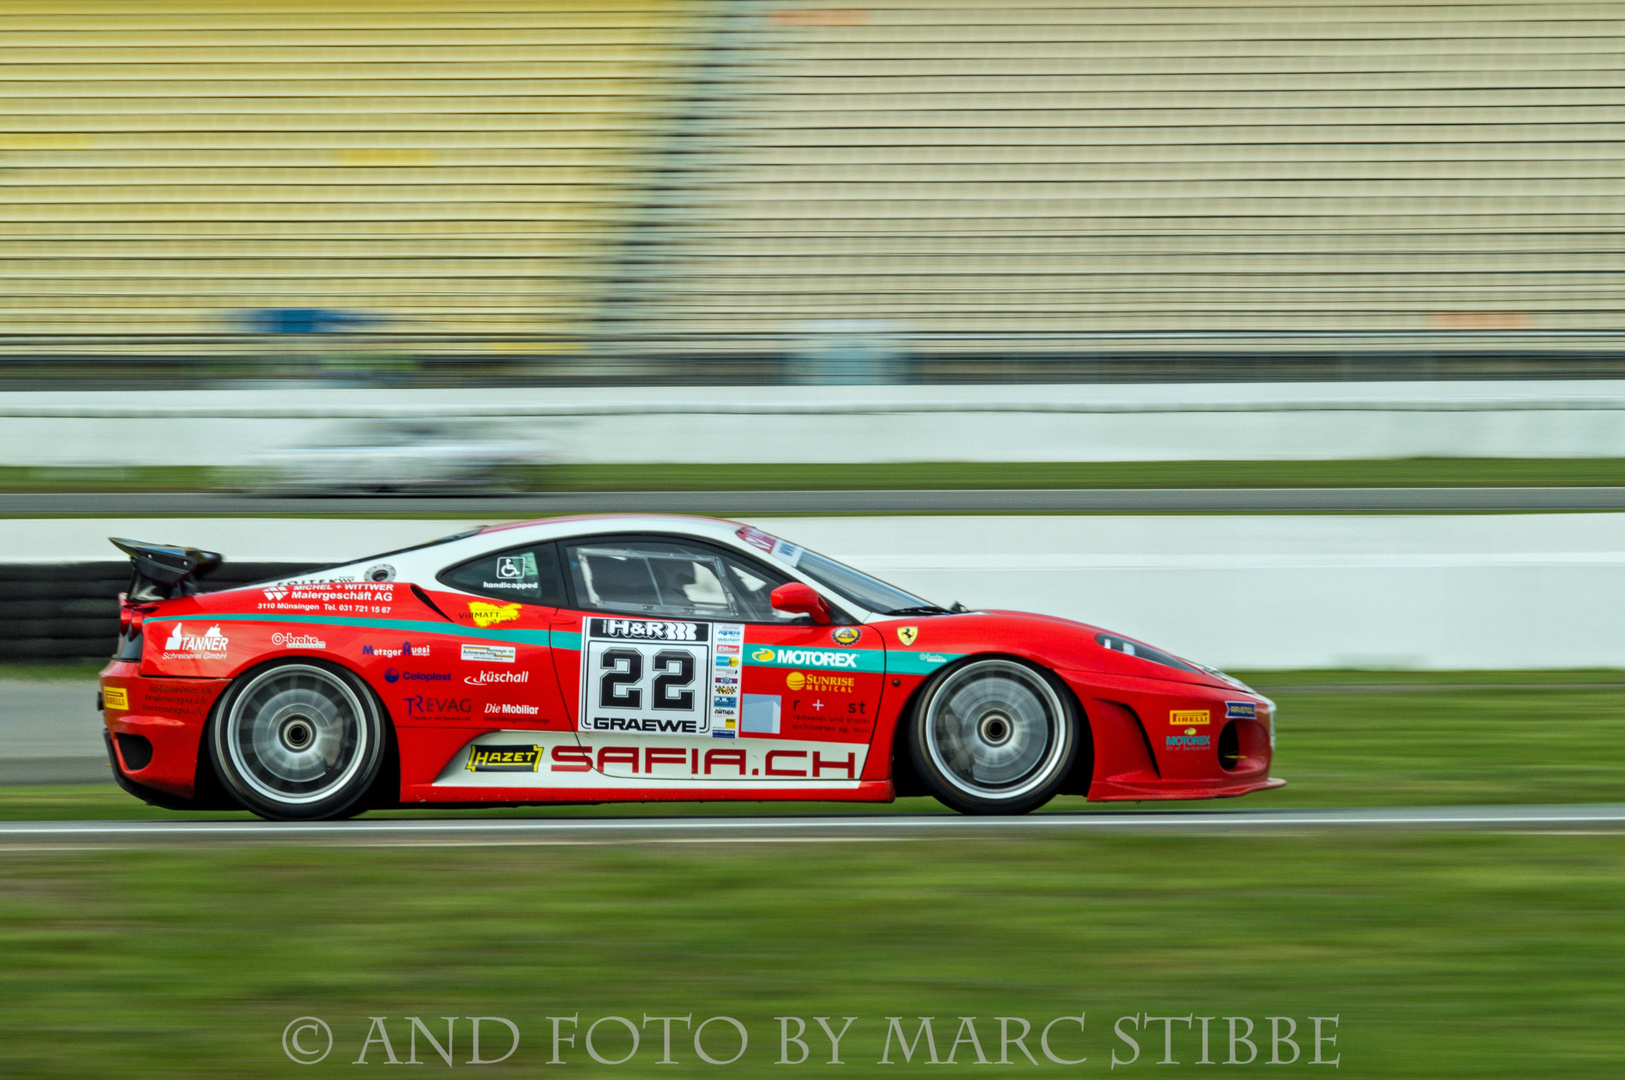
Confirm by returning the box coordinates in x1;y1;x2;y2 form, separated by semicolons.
100;516;1282;820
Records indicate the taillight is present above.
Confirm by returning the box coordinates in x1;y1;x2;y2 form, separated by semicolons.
115;596;148;661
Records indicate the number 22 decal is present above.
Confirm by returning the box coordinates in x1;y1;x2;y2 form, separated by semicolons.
598;648;694;711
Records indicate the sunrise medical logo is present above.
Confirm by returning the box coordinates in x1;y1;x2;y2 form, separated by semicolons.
162;623;229;659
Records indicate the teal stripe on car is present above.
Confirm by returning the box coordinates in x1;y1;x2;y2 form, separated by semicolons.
454;625;958;674
143;613;551;647
886;651;965;676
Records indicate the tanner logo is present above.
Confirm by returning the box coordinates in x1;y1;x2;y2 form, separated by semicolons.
468;602;521;628
162;623;228;658
1170;709;1211;726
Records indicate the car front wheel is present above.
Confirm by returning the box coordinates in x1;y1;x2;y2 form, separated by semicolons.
208;661;386;821
908;657;1078;815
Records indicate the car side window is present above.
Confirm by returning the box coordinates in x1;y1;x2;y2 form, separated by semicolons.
438;543;565;606
562;538;797;623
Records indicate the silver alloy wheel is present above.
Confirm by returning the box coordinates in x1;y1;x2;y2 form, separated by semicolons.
222;663;371;806
922;659;1068;800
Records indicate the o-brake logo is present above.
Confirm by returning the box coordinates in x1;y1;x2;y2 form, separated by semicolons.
752;647;858;670
592;618;702;642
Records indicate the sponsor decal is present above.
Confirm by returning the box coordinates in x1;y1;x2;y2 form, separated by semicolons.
404;695;472;718
386;669;448;684
786;671;855;694
465;670;529;686
756;648;858;670
462;642;517;663
362;641;426;658
1170;709;1211;726
102;686;128;711
468;601;521;628
896;626;919;646
591;618;702;642
919;652;948;664
365;563;396;583
1166;727;1212;750
484;703;540;716
714;655;740;668
161;623;229;659
1226;701;1257;720
465;744;541;772
830;626;862;646
262;586;288;601
273;632;327;649
736;525;776;553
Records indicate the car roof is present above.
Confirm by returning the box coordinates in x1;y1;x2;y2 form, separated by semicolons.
262;514;876;618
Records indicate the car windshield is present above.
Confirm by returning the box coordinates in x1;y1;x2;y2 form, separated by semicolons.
737;526;941;615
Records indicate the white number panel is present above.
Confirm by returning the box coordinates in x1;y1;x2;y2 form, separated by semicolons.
579;618;738;736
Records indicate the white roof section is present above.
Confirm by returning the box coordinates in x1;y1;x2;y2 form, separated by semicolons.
265;513;880;621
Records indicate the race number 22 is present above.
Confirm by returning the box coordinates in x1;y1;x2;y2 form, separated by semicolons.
580;618;711;734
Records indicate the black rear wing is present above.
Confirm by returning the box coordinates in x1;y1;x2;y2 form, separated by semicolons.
110;537;223;603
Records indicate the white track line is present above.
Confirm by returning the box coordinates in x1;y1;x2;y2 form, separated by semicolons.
1;805;1622;846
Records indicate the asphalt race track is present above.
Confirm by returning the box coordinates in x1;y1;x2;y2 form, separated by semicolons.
8;487;1625;517
2;805;1621;848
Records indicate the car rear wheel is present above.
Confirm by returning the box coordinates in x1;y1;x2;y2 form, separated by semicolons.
208;661;385;821
908;658;1078;815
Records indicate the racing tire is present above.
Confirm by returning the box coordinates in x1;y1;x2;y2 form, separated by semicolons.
908;657;1078;815
207;660;387;821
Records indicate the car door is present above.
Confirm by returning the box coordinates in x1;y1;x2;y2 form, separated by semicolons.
550;535;886;783
420;541;570;736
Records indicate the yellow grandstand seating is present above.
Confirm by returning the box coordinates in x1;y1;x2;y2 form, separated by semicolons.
0;0;695;341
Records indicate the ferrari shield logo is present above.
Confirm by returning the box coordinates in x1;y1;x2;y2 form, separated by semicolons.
897;626;919;646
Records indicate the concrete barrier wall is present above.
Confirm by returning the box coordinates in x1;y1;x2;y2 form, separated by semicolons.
6;381;1625;467
7;513;1623;670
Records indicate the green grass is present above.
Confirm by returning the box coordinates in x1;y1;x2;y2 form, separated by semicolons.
7;457;1625;493
5;670;1622;820
2;834;1622;1076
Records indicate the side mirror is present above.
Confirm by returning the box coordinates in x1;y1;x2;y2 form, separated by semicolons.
770;582;832;625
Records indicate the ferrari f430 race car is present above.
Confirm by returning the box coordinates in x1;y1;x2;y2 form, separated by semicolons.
100;517;1282;819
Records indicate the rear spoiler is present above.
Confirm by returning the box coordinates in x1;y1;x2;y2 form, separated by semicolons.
110;537;224;603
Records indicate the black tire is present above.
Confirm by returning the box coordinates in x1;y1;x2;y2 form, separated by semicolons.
907;657;1078;815
207;660;386;821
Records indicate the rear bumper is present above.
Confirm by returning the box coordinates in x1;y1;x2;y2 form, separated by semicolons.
100;664;225;802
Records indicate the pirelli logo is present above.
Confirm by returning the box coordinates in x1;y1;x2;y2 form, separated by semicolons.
102;686;129;711
466;744;542;773
1170;709;1211;726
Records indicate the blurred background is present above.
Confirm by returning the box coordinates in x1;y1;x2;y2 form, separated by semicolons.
3;0;1623;386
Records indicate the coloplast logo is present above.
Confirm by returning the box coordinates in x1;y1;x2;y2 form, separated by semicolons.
271;632;326;649
465;670;529;686
162;623;229;658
